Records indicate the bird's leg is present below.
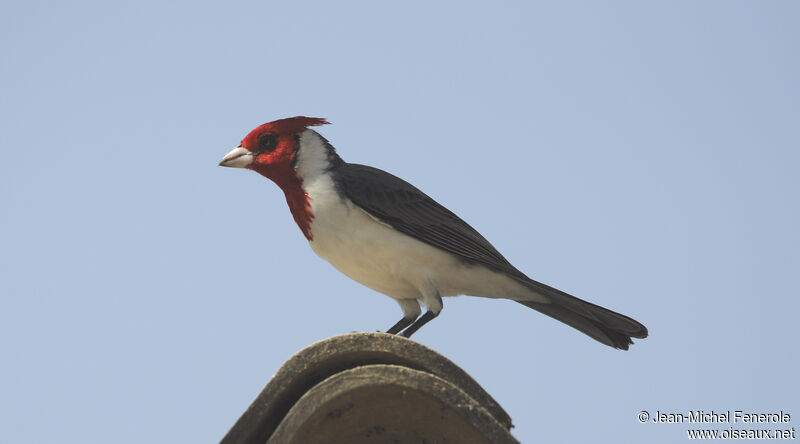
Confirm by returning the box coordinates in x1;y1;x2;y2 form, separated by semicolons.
400;289;442;338
400;310;439;338
386;298;421;335
386;316;417;334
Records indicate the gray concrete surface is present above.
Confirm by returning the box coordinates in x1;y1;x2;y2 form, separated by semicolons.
221;332;517;444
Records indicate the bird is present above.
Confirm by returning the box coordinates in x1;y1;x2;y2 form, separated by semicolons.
219;116;648;349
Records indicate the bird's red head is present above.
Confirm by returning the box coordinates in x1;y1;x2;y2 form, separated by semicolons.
219;116;330;240
220;116;330;179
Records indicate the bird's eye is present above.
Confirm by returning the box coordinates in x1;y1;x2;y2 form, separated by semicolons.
257;134;277;152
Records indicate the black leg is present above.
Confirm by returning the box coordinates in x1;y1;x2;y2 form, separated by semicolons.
400;310;439;338
386;315;417;335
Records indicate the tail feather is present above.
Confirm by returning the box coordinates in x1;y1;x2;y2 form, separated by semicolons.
516;280;648;350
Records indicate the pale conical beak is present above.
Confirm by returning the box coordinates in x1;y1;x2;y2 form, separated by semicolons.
219;146;254;168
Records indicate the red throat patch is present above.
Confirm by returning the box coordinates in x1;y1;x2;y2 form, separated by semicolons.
249;149;316;241
279;172;314;241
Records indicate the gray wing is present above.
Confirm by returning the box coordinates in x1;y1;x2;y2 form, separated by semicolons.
334;163;527;279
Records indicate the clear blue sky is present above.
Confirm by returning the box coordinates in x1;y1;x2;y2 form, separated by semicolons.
2;1;798;443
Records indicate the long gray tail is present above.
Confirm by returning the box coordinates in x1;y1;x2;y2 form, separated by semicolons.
517;280;648;350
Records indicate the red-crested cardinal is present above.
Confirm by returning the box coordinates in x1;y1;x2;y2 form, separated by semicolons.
219;116;648;349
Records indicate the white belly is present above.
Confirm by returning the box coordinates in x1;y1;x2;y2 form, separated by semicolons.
304;177;542;303
308;196;452;299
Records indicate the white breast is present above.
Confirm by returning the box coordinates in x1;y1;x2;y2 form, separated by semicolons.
303;173;446;299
